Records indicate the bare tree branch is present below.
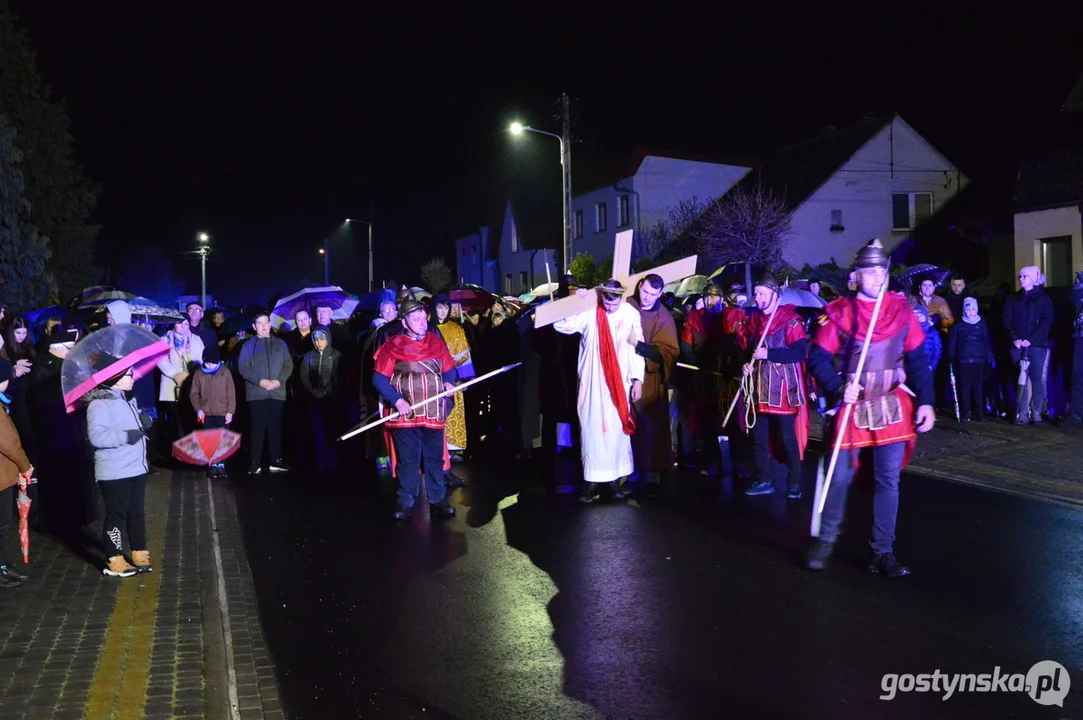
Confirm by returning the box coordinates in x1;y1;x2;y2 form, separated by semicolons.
693;185;794;270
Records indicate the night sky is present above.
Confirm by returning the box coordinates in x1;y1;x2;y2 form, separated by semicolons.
10;1;1082;306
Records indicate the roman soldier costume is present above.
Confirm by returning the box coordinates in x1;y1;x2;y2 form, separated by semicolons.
805;239;934;577
372;296;458;520
737;271;809;498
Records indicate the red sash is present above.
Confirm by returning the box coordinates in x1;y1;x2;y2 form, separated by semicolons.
596;305;635;435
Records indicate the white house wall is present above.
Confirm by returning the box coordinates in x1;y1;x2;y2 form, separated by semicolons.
455;228;494;291
785;117;969;269
1013;206;1083;287
496;202;558;296
570;156;750;267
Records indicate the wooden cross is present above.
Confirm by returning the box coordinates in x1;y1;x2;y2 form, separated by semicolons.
533;229;697;327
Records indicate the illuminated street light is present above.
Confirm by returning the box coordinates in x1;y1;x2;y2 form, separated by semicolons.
195;231;211;308
509;120;572;270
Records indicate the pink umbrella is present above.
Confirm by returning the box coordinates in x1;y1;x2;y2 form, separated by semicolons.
61;324;169;412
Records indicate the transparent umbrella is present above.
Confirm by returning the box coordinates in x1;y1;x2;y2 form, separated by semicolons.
61;324;169;412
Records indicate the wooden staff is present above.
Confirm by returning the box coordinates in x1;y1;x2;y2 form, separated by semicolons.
338;362;522;442
545;262;555;302
815;272;890;516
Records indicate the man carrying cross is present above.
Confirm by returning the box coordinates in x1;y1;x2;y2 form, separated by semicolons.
555;279;645;503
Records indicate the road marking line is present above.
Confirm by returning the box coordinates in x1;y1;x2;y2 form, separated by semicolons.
86;476;168;718
207;474;241;720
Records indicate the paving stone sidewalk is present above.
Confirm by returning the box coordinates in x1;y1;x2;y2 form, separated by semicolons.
0;469;284;720
906;415;1083;505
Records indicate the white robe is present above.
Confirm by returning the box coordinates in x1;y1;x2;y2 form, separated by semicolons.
555;302;645;483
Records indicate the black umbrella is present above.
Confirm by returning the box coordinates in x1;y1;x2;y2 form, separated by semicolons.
900;263;952;290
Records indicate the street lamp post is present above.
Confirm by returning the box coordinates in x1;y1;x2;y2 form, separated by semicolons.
344;218;375;292
510;95;573;273
319;242;329;285
196;232;210;308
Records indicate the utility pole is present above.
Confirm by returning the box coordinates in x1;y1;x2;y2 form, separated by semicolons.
368;200;375;292
321;237;330;285
196;232;210;308
560;92;573;275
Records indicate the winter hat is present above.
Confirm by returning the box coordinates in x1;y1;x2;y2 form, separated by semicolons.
0;358;12;385
89;352;129;387
963;297;978;314
202;345;221;364
912;305;930;325
312;328;330;345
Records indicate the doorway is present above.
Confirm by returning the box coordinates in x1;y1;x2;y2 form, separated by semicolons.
1040;236;1073;287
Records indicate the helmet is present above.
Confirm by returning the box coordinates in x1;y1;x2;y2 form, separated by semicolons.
854;239;889;269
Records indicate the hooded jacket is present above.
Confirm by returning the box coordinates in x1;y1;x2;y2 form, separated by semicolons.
86;387;149;481
299;329;342;399
238;334;293;401
106;301;132;325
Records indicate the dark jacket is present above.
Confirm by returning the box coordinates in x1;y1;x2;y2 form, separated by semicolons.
946;319;991;364
299;342;343;399
238;335;293;402
1002;287;1054;347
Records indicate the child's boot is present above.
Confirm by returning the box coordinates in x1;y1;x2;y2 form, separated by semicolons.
130;550;153;574
104;555;138;578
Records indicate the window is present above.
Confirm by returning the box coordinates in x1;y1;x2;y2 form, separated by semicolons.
596;202;607;232
574;210;584;239
520;271;528;292
892;192;933;230
510;227;518;253
830;209;843;231
619;195;630;226
505;274;513;294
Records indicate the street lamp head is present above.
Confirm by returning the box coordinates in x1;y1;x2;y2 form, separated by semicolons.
197;232;210;243
510;122;526;135
318;248;325;255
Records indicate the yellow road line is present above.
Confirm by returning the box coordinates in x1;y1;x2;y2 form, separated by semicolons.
85;476;170;719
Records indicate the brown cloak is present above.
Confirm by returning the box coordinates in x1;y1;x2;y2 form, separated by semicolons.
630;298;679;473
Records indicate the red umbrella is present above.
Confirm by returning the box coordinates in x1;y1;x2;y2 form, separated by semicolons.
448;283;497;313
172;428;243;466
16;473;31;563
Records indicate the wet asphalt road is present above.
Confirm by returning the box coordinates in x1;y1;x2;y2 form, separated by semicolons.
232;449;1083;719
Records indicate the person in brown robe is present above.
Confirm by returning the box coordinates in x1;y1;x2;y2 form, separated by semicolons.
628;273;679;494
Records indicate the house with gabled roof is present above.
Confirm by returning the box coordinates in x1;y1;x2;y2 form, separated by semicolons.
455;196;560;297
570;148;753;266
731;113;969;269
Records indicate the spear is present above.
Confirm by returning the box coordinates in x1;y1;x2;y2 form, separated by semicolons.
815;267;891;517
338;362;522;442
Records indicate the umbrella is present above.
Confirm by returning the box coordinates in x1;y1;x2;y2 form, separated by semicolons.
69;285;120;308
24;305;69;326
900;263;952;289
16;473;30;562
172;428;243;466
61;323;169;412
356;288;397;313
448;283;496;313
410;286;433;301
76;289;139;309
779;286;828;309
271;286;359;329
88;296;185;323
530;282;559;297
673;275;708;298
517;292;537;303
